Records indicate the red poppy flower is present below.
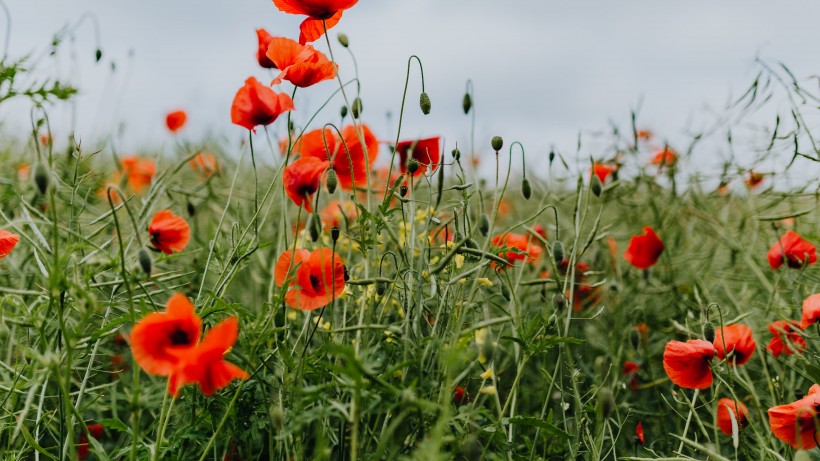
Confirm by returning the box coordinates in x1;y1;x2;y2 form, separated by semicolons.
491;233;542;268
766;320;806;358
148;210;190;255
662;339;714;389
167;316;248;397
0;229;20;259
274;248;346;310
768;384;820;449
713;324;756;366
121;156;157;193
801;293;820;329
637;130;653;141
231;77;295;131
166;110;187;133
396;137;441;177
533;224;548;241
130;293;202;376
256;28;277;68
650;147;677;167
767;231;817;269
283;157;329;212
268;37;337;88
452;386;469;405
77;422;104;460
591;163;615;183
622;361;640;375
745;171;764;189
189;151;220;178
320;199;358;229
716;398;749;436
300;124;379;190
635;422;645;446
624;226;664;270
271;0;359;44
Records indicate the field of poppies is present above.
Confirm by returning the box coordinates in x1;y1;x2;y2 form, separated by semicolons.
2;1;820;460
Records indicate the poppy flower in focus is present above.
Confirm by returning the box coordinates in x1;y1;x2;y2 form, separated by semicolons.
713;324;756;366
148;210;191;255
166;110;187;133
256;28;277;68
624;226;664;270
77;422;104;460
767;230;817;269
189;151;220;178
716;398;749;436
635;422;645;446
491;233;542;268
662;339;714;389
768;384;820;449
745;171;764;189
283;156;329;212
121;156;157;193
130;293;201;376
766;320;806;358
271;0;359;44
267;37;337;88
591;163;615;184
320;199;358;229
650;146;677;167
231;77;295;131
300;124;379;190
168;316;249;397
0;229;20;259
396;137;441;177
800;293;820;329
274;248;346;310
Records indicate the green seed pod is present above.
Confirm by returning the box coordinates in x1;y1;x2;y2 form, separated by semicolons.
309;215;321;242
491;136;503;152
452;148;460;160
351;97;363;119
186;200;196;217
462;93;472;114
331;226;340;242
376;281;387;296
340;105;348;119
591;175;602;197
552;293;566;311
552;241;564;265
138;248;152;275
478;215;490;236
598;387;615;419
407;158;419;174
326;168;338;194
419;92;431;115
337;33;349;48
522;178;532;200
33;162;50;195
95;48;103;62
703;321;715;343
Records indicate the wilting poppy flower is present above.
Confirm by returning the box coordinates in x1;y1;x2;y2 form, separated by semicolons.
0;229;20;259
121;156;157;193
300;124;379;190
274;248;346;310
650;147;677;167
396;137;441;177
148;210;191;255
167;316;249;397
189;151;220;178
268;37;337;88
130;293;201;376
283;157;329;212
256;28;277;68
624;226;664;270
766;320;806;357
801;293;820;329
452;386;469;405
320;199;358;229
662;339;714;389
591;163;615;183
767;231;817;269
272;0;359;44
635;422;645;446
745;171;764;189
77;422;104;460
713;324;756;366
716;398;749;436
491;233;542;268
768;384;820;449
231;76;295;131
166;110;187;133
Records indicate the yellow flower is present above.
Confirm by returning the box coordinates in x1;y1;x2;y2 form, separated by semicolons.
479;385;497;395
478;278;494;287
480;368;494;379
454;254;465;269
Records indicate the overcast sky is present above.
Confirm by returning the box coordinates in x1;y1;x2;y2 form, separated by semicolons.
4;1;820;182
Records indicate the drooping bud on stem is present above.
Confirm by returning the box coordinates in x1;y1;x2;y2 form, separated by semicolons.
95;48;103;62
462;93;472;114
33;162;50;195
591;175;602;197
522;177;532;200
326;168;338;194
552;241;564;265
703;321;715;343
491;136;503;152
337;33;349;48
138;248;152;276
351;97;363;119
478;215;490;236
340;105;348;119
186;200;196;217
419;92;431;115
309;214;321;242
452;148;460;161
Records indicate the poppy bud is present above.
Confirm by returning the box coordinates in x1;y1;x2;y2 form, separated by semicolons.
95;48;103;62
376;281;387;296
452;386;469;405
552;241;564;265
491;136;503;152
703;321;715;343
478;215;490;236
33;162;50;195
138;248;152;275
309;215;321;242
549;150;555;164
186;200;196;217
522;178;532;200
399;185;408;197
270;406;285;432
331;226;340;243
598;387;615;419
462;93;472;114
591;176;602;197
553;293;566;310
337;33;349;48
340;105;348;119
407;158;419;174
326;168;338;194
501;284;510;301
420;92;431;115
452;148;460;160
351;97;363;119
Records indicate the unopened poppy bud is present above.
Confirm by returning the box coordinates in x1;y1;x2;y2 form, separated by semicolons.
501;284;510;301
331;226;340;243
33;162;50;195
270;406;285;432
351;97;363;119
462;93;472;114
186;200;196;217
553;293;566;310
598;387;615;418
419;92;431;115
703;321;715;343
591;176;602;197
138;248;152;275
491;136;503;152
399;185;408;197
452;148;460;160
407;158;419;174
337;33;349;48
95;48;103;62
309;215;321;242
340;105;348;119
552;241;564;265
478;215;490;236
376;281;387;296
522;178;532;200
326;168;338;194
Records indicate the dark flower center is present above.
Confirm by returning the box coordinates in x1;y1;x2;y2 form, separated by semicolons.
169;328;191;346
309;274;322;291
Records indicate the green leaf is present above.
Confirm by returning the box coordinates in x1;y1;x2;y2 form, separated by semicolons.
506;416;571;440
